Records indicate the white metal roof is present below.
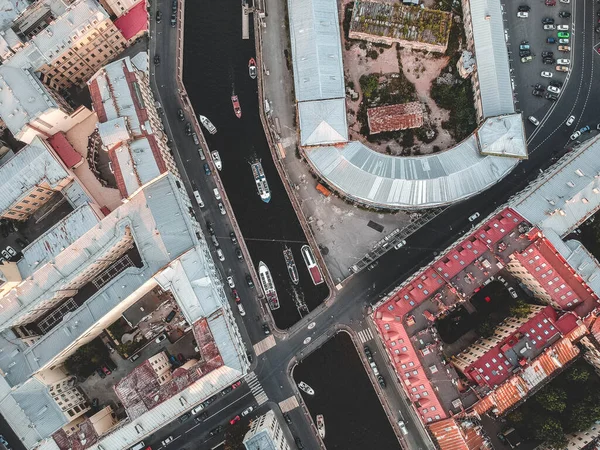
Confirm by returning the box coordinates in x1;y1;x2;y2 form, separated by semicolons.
477;115;527;158
0;0;29;32
0;66;58;139
554;237;600;300
469;0;515;117
0;137;70;214
17;204;101;278
288;0;345;102
298;98;348;146
510;135;600;237
98;117;131;147
113;138;161;196
306;136;518;208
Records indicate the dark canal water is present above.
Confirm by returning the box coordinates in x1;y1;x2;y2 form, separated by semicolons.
182;0;329;329
293;333;401;450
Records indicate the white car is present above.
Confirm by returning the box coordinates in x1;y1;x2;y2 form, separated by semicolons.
570;130;581;141
547;85;561;94
155;333;167;343
557;58;570;65
468;212;480;222
6;246;16;256
543;24;556;30
559;0;570;3
237;303;246;316
557;25;569;31
528;116;540;126
394;240;407;250
559;38;569;44
218;202;226;215
517;11;528;18
161;436;174;446
241;406;254;417
217;248;225;261
566;115;575;126
227;276;235;288
398;420;409;435
541;71;553;78
191;405;205;415
213;188;221;200
508;287;518;299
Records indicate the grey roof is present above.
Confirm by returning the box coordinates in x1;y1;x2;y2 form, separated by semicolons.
0;330;35;388
555;237;600;300
0;137;70;214
477;115;527;158
288;0;345;102
0;0;29;32
510;135;600;237
469;0;515;117
17;204;101;278
114;138;162;196
298;98;348;146
244;430;278;450
1;379;67;446
98;117;131;147
0;66;59;139
62;178;95;209
306;136;518;209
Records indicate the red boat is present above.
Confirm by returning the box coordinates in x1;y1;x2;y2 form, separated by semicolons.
231;95;242;119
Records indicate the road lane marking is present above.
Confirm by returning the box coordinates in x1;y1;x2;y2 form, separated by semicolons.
253;335;276;356
245;371;268;405
357;328;374;343
185;391;253;433
279;396;299;413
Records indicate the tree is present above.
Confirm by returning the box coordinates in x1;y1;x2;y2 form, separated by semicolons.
566;365;590;383
536;387;567;413
477;321;495;338
535;417;568;450
223;421;249;450
509;299;532;319
64;338;109;380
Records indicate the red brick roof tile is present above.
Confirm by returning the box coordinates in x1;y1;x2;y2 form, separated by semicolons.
367;102;423;134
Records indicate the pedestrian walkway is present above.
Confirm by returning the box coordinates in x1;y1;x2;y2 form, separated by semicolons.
245;371;268;406
253;335;276;356
357;327;374;343
279;396;299;413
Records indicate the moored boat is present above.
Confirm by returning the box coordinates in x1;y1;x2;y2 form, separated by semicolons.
316;414;325;439
231;95;242;119
198;115;216;134
297;381;314;395
301;245;324;285
211;151;222;171
283;246;299;285
258;261;279;310
251;161;271;203
248;57;257;79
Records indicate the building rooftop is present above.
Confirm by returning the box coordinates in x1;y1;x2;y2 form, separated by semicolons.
287;0;344;102
429;418;491;450
98;117;131;148
0;0;29;32
349;1;452;48
367;102;424;134
113;0;148;40
47;132;83;169
298;98;348;146
510;135;600;238
305;135;519;209
477;115;527;159
0;137;71;215
111;137;163;197
468;0;515;117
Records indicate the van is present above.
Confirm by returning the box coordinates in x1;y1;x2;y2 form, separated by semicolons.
213;188;221;200
193;190;204;208
129;442;145;450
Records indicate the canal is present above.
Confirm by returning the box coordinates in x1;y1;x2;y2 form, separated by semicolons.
293;333;401;450
182;0;329;329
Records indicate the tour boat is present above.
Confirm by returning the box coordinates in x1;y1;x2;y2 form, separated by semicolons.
316;414;325;438
283;246;299;285
248;57;257;79
301;245;324;285
199;115;216;134
231;95;242;119
297;381;314;395
211;151;222;171
258;261;279;310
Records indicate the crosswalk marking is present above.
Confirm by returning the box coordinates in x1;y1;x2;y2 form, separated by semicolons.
279;396;299;413
245;371;268;405
357;328;374;343
253;335;276;356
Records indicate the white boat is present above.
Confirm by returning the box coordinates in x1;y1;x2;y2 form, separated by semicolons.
258;261;279;310
301;245;324;285
316;414;325;438
297;381;314;395
211;151;222;171
251;161;271;203
199;115;217;134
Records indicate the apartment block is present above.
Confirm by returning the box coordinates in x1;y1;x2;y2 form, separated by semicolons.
88;55;178;198
99;0;143;17
243;410;291;450
0;174;247;450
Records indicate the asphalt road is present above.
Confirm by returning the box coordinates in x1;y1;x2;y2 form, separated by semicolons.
144;0;600;449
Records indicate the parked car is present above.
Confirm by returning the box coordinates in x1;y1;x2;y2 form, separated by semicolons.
519;50;531;58
468;212;480;222
235;247;243;260
542;51;554;58
364;345;373;359
295;438;304;450
177;353;186;363
566;115;575;126
556;65;569;72
517;11;528;18
213;188;221;200
545;0;556;5
5;246;16;256
528;116;540;126
101;366;112;376
580;125;591;134
284;413;292;424
195;412;208;423
177;109;184;121
209;426;222;436
570;130;582;141
543;57;555;65
557;58;570;65
92;398;99;408
184;122;192;136
161;436;174;446
96;368;106;378
165;309;176;323
153;55;160;65
262;323;271;335
156;10;162;22
237;303;246;316
559;38;569;44
559;0;569;3
532;89;544;97
230;231;237;244
203;163;211;175
545;92;558;101
558;45;570;52
518;5;530;11
246;274;254;288
547;37;556;43
508;287;518;298
547;85;561;94
557;31;570;38
227;276;235;288
543;24;556;30
557;24;569;30
519;43;530;50
229;415;241;425
398;420;409;435
129;353;140;362
542;17;554;24
217;249;225;261
242;406;254;417
231;288;240;300
155;333;167;344
394;239;407;250
541;71;553;78
178;412;192;423
232;381;242;389
549;80;563;88
218;202;226;215
521;55;533;63
206;221;214;235
221;386;233;396
377;375;386;388
191;405;204;415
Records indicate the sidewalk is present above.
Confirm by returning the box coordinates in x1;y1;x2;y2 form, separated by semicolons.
258;0;412;283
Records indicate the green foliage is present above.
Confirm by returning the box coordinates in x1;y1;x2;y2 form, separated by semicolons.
359;74;380;101
476;320;495;338
534;417;567;450
509;299;532;319
224;420;249;450
64;338;109;380
536;387;567;413
566;366;590;383
366;49;379;60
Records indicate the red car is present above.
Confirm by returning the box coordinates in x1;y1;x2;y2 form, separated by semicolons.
545;0;555;5
231;289;240;301
229;415;240;425
231;380;242;389
101;366;112;376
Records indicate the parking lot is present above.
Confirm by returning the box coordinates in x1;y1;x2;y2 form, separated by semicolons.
504;0;574;122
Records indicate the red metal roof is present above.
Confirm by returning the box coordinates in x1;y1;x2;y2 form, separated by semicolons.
474;208;524;246
430;418;491;450
47;132;82;169
367;102;424;134
511;237;597;311
114;0;148;40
